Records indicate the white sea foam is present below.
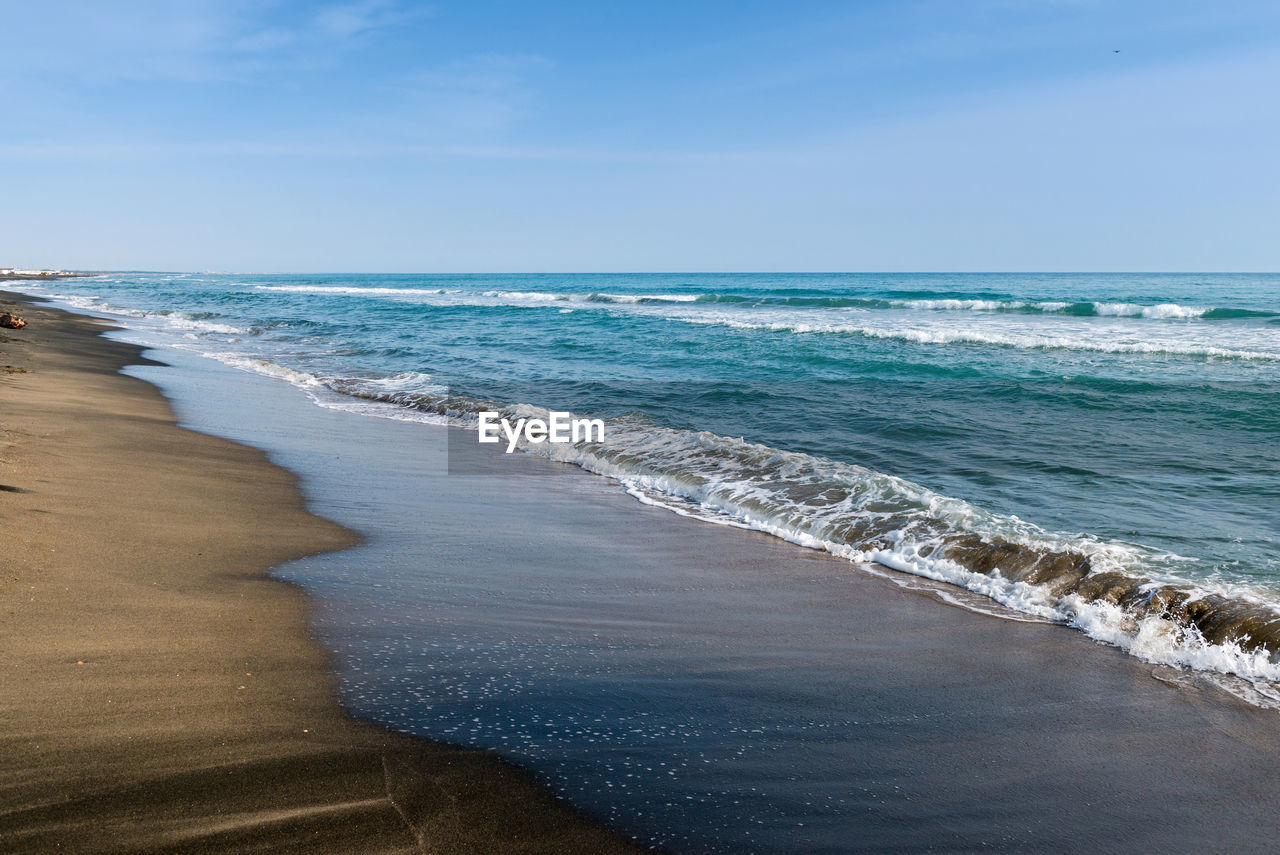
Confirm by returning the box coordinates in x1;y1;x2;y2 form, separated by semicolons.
454;289;704;305
202;352;323;386
1092;301;1207;319
34;291;248;335
254;285;457;297
667;312;1280;361
893;298;1028;312
253;285;704;306
160;316;245;335
590;293;701;303
888;299;1217;318
199;354;452;425
482;415;1280;691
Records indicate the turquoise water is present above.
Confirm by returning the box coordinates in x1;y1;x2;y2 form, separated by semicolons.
27;272;1280;684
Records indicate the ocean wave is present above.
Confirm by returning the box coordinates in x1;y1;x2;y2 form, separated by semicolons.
583;292;701;303
1091;302;1206;319
265;372;1280;692
517;415;1280;687
473;290;698;304
670;314;1280;360
37;292;248;335
202;353;324;386
252;285;711;307
699;295;1274;319
254;285;458;297
898;299;1213;318
198;353;458;426
251;284;1276;322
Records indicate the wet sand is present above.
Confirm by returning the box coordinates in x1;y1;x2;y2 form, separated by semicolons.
0;293;645;854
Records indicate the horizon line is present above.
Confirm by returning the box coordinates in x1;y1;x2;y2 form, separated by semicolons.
37;269;1280;277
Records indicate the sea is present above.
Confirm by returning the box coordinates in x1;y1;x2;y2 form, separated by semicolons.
19;271;1280;846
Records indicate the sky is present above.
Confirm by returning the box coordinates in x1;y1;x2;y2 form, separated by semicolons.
2;0;1278;272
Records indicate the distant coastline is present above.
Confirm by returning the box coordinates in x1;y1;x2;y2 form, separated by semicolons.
0;269;96;281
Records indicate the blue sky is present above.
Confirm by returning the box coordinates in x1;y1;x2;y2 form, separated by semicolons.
2;0;1278;272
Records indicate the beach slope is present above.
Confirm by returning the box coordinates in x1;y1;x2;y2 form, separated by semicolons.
0;294;643;854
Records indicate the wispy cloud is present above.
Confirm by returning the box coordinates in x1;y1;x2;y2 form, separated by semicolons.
0;1;251;82
0;137;756;166
0;0;431;84
395;53;553;135
313;0;420;38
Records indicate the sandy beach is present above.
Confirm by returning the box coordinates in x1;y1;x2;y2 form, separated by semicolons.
0;293;644;854
8;290;1280;852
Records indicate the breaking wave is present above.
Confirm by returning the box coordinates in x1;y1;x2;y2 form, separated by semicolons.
39;292;248;335
226;367;1280;694
670;315;1280;361
251;285;1276;321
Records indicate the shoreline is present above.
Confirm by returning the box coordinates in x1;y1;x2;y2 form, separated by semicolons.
119;320;1280;852
0;293;645;853
11;287;1280;850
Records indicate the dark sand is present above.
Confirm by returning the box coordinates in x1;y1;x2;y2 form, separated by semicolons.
0;294;645;854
